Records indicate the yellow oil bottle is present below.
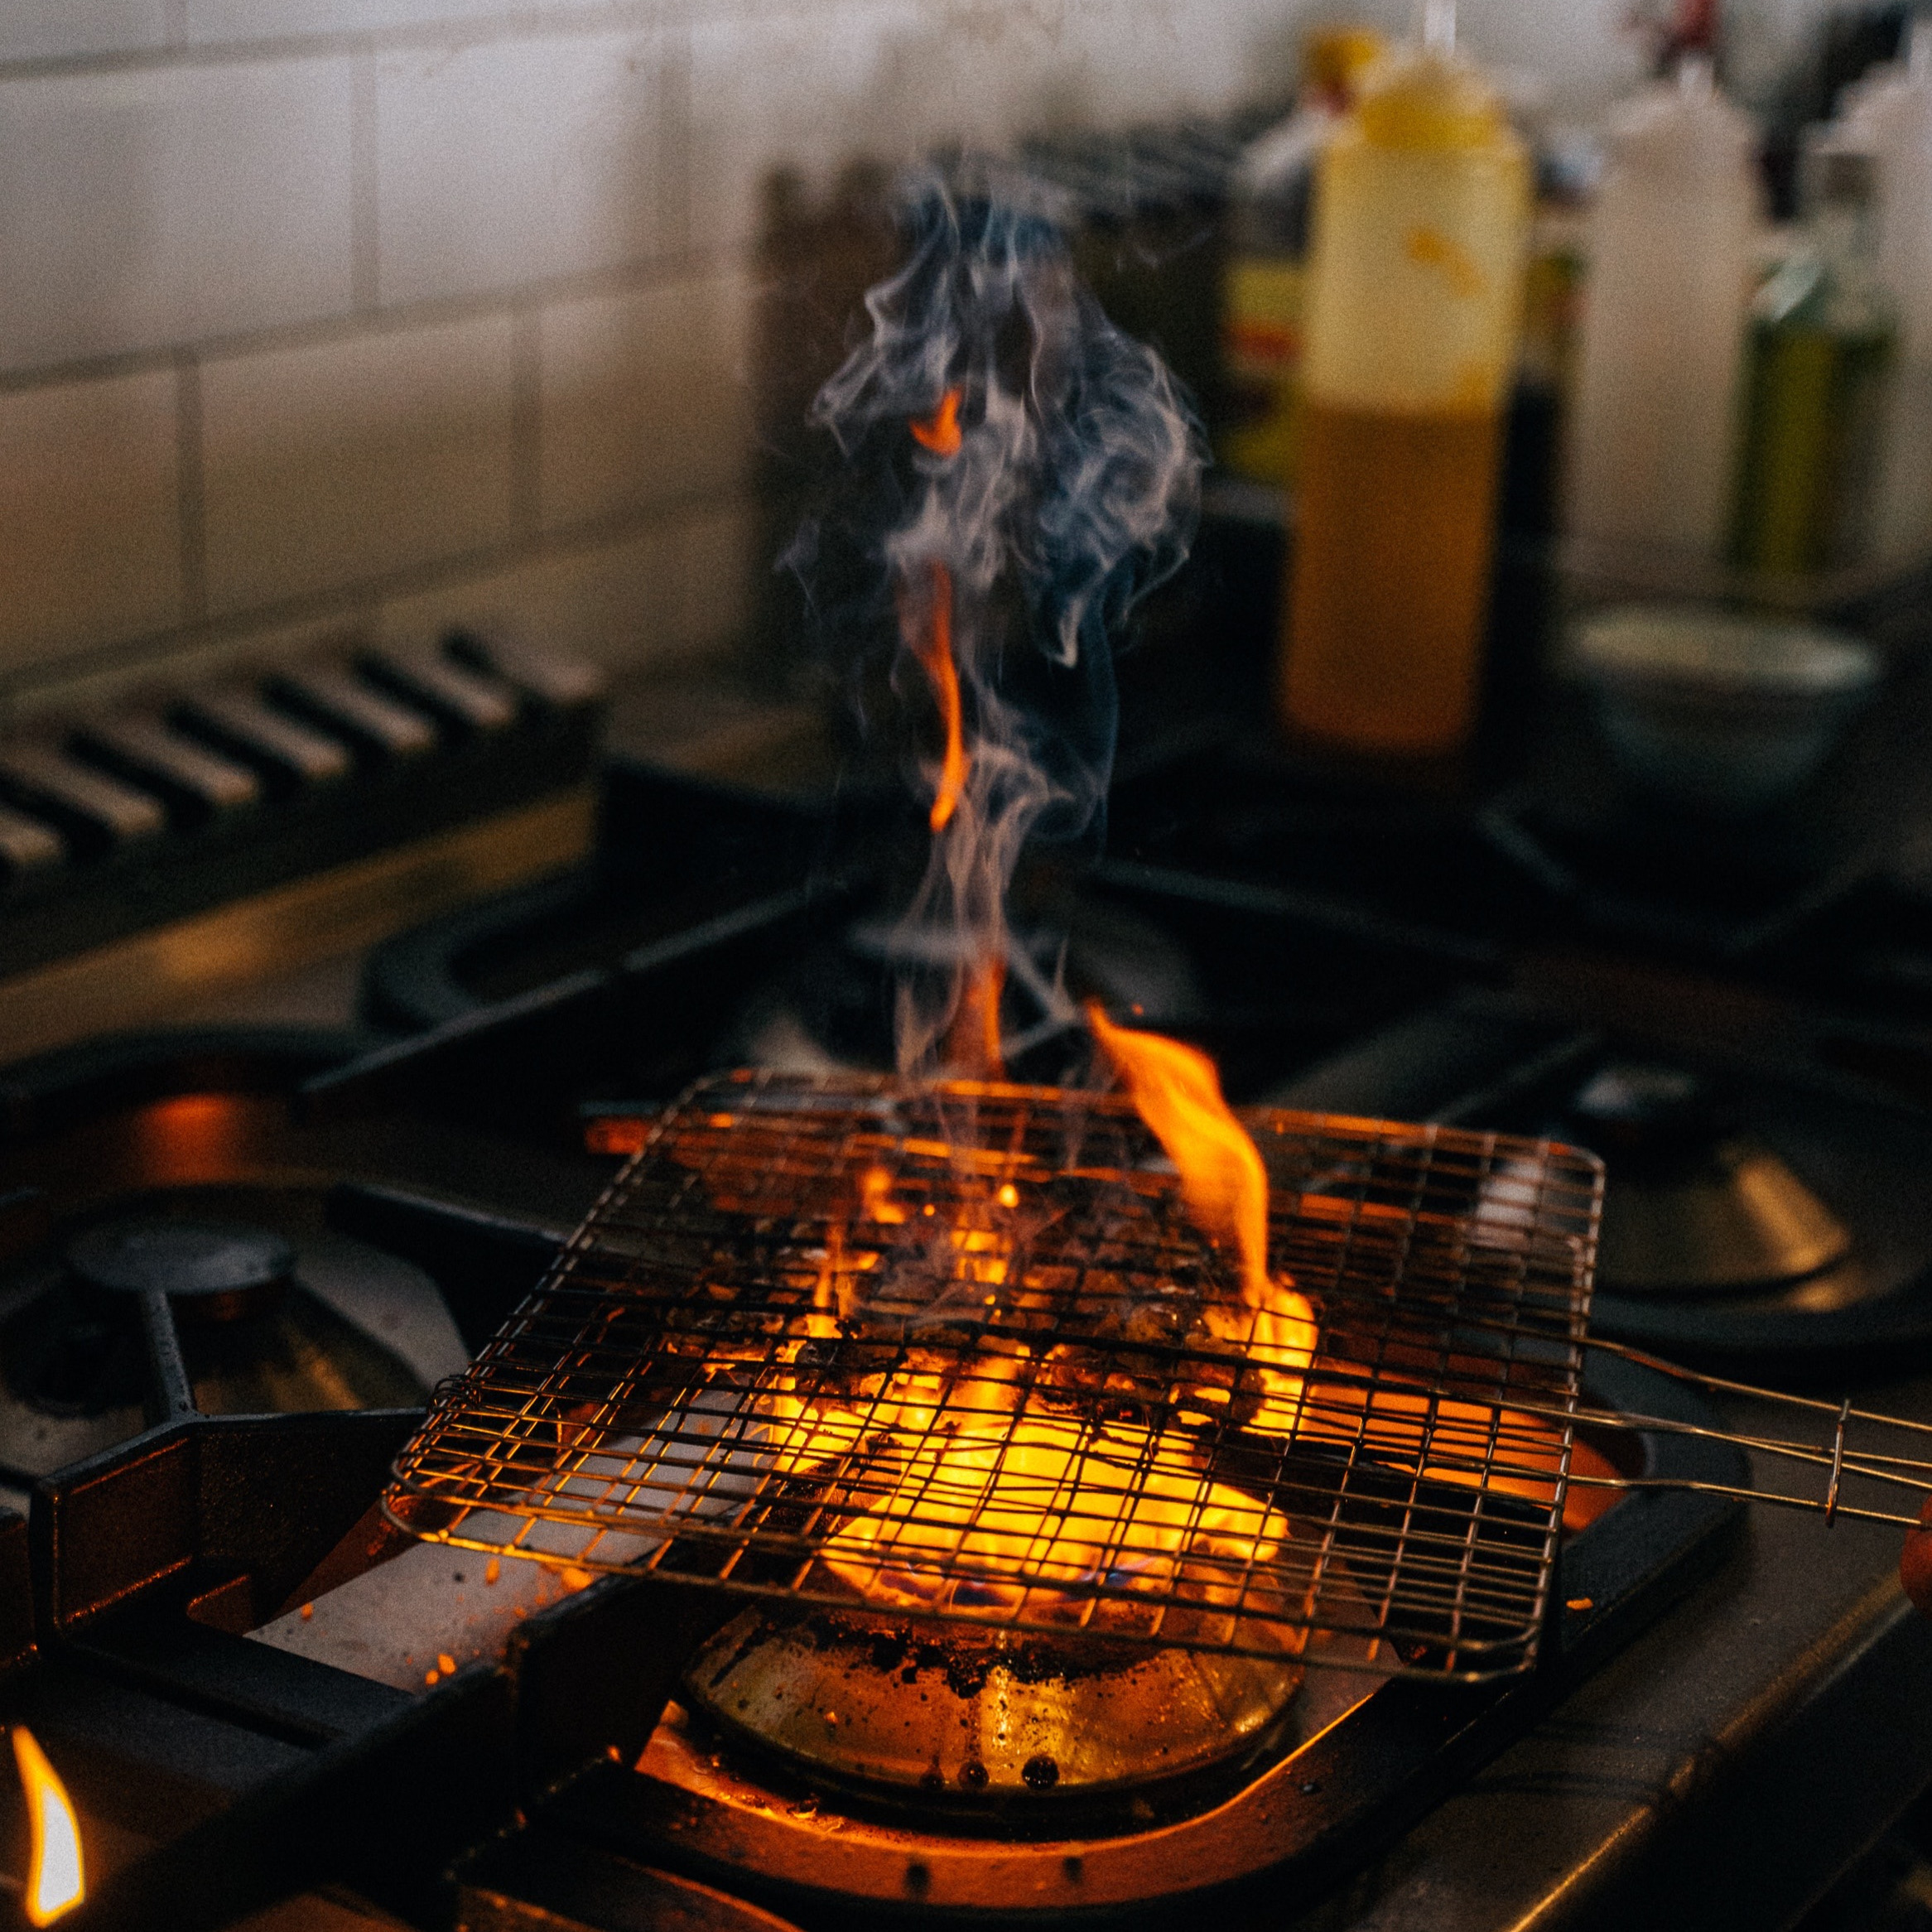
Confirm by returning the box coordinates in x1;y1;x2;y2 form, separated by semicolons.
1217;25;1384;489
1281;24;1530;756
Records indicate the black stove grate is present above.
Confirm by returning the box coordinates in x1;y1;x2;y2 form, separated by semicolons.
385;1072;1603;1681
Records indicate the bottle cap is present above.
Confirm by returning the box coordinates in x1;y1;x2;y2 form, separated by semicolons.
1599;53;1756;181
1354;47;1509;150
1303;26;1385;107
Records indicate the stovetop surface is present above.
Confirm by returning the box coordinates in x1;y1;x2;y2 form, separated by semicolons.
10;681;1932;1932
1282;1380;1932;1932
347;721;1932;1929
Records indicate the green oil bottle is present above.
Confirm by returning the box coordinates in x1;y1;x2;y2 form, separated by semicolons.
1729;142;1895;576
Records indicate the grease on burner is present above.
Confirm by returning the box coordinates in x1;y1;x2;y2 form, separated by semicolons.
681;1605;1305;1809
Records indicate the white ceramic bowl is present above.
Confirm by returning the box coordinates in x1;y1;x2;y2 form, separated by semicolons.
1564;605;1882;817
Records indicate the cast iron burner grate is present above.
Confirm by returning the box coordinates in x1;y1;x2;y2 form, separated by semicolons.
384;1071;1603;1683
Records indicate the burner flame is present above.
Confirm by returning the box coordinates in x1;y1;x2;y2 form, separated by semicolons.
763;1348;1290;1626
759;1138;1310;1627
12;1727;82;1925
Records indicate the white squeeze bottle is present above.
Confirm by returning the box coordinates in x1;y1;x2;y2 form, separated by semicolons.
1845;20;1932;560
1565;56;1761;556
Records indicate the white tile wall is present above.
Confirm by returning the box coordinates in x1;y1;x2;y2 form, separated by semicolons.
688;4;923;257
1049;0;1264;127
185;0;514;42
0;369;181;673
0;0;167;64
665;497;758;658
0;59;354;374
537;271;750;530
200;313;518;614
684;0;1288;255
376;30;667;308
0;0;1662;710
379;524;674;667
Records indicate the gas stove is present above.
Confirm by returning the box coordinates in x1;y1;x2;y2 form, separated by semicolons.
4;740;1932;1932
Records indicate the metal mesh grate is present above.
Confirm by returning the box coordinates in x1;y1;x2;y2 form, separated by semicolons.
384;1071;1603;1681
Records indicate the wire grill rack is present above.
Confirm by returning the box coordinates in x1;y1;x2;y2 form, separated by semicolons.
384;1071;1604;1682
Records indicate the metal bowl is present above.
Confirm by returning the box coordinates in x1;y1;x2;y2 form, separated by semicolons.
1565;605;1881;817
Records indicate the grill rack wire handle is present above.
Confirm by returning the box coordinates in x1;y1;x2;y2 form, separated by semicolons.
1563;1338;1932;1532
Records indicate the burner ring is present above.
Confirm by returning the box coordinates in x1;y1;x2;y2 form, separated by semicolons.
682;1605;1305;1818
66;1218;296;1323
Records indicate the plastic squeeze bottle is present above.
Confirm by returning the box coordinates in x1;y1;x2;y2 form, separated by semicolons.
1844;20;1932;560
1564;56;1760;556
1218;25;1385;488
1281;10;1530;755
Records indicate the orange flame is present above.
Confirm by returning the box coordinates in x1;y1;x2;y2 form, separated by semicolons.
903;564;967;835
740;1096;1607;1641
1087;1003;1317;1429
901;388;968;836
1087;1006;1270;1307
909;388;963;456
753;1113;1308;1631
12;1728;82;1925
897;541;995;1063
861;1166;908;1224
817;1410;1286;1621
947;956;1005;1077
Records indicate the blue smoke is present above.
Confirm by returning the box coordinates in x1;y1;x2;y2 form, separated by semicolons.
790;173;1207;1073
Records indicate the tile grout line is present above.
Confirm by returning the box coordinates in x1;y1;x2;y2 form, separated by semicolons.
350;47;381;312
0;0;842;84
0;4;664;84
658;25;693;268
0;483;762;710
510;303;544;535
175;351;209;628
0;244;741;397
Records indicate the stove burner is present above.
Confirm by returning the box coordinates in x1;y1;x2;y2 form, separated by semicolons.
1567;1062;1717;1162
0;1192;466;1474
1564;1063;1853;1296
611;1361;1739;1930
682;1607;1304;1810
67;1218;296;1323
730;896;1200;1083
